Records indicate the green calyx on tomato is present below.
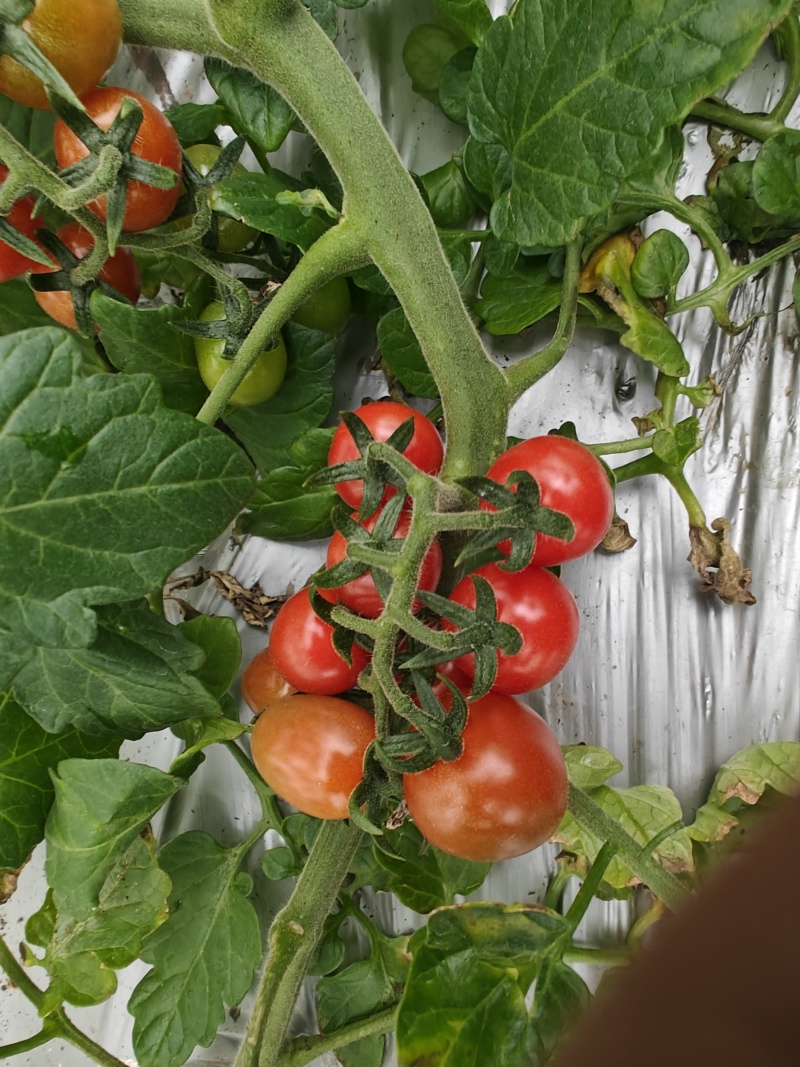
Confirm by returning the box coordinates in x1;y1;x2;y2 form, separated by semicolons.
291;275;351;335
193;299;287;407
182;143;258;254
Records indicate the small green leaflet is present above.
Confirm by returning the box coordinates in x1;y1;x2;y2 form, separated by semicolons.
403;25;462;99
631;230;690;301
431;0;493;46
562;745;623;791
419;158;477;228
709;161;800;244
179;615;242;699
163;102;231;145
45;759;183;921
439;47;477;125
469;0;794;247
0;693;117;878
129;831;262;1067
205;59;297;154
211;172;332;250
752;128;800;217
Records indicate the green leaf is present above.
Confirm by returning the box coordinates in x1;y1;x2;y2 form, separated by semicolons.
0;283;103;369
396;903;567;1067
554;784;694;890
164;102;231;146
419;158;477;228
620;308;688;378
93;294;208;415
129;832;262;1067
685;801;740;843
469;0;795;247
372;822;490;914
0;95;56;164
439;47;477;125
403;25;462;98
651;417;701;467
26;834;170;1007
211;172;331;250
752;128;800;216
708;741;800;806
529;958;590;1058
179;615;242;699
563;745;623;791
205;59;297;154
709;161;800;243
377;307;438;399
0;327;254;693
462;136;511;204
45;759;182;921
261;845;300;881
432;0;493;46
223;323;336;472
239;426;338;540
303;0;339;38
0;693;117;877
631;230;690;300
476;259;561;334
12;601;222;738
170;717;248;779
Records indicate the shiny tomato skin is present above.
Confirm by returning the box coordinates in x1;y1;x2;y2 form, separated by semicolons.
269;588;370;695
54;87;182;232
251;694;374;820
486;436;614;567
443;562;579;695
328;401;444;509
30;221;140;330
194;300;287;406
0;165;43;281
0;0;122;110
403;691;568;861
241;647;298;713
324;507;442;618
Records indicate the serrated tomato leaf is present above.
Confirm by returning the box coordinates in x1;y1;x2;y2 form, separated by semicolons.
129;831;262;1067
178;615;242;699
752;129;800;217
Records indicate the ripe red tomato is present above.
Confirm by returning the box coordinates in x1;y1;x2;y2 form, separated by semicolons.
54;87;182;232
0;165;43;281
486;436;614;567
442;562;579;695
30;222;140;330
251;694;374;820
269;588;370;695
0;0;122;110
328;401;444;509
403;691;568;861
241;647;298;714
323;507;442;618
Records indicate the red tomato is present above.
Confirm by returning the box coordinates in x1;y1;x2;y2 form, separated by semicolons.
241;647;297;713
328;401;444;509
269;588;370;695
54;87;182;232
0;165;43;281
442;562;579;695
250;694;374;820
324;507;442;618
486;436;614;567
30;222;140;330
403;691;568;861
0;0;122;110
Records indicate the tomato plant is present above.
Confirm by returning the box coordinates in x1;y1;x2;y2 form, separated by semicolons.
0;164;42;281
194;300;287;406
250;693;374;820
54;86;182;231
291;275;351;334
30;221;140;329
0;0;122;109
182;143;258;253
403;691;568;862
241;647;297;713
269;587;370;694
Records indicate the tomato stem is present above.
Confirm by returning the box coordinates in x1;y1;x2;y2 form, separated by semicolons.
690;97;784;142
275;1004;399;1067
564;839;618;931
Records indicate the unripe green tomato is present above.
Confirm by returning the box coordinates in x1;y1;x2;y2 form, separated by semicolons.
292;276;351;335
184;144;258;253
194;301;287;407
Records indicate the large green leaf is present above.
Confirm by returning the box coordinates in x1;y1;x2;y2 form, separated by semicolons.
708;741;800;806
205;59;297;154
45;759;182;921
0;328;254;692
0;693;117;878
129;831;262;1067
211;172;332;250
223;323;336;472
469;0;793;247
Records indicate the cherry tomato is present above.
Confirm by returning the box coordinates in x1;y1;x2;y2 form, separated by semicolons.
30;221;140;330
241;647;297;714
182;144;257;253
403;691;568;861
194;300;287;407
54;87;182;232
0;0;121;110
442;562;579;695
0;164;43;281
269;588;370;695
328;401;444;509
251;694;374;820
486;436;614;567
323;506;442;618
292;276;351;335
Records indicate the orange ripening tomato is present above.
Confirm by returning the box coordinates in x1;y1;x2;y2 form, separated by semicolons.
241;647;298;714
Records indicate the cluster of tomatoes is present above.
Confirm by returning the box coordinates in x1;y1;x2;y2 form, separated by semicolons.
244;400;615;862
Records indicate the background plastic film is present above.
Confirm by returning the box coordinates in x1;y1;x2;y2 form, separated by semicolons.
2;1;800;1064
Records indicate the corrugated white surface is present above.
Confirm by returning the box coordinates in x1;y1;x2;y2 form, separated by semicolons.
3;2;799;1064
